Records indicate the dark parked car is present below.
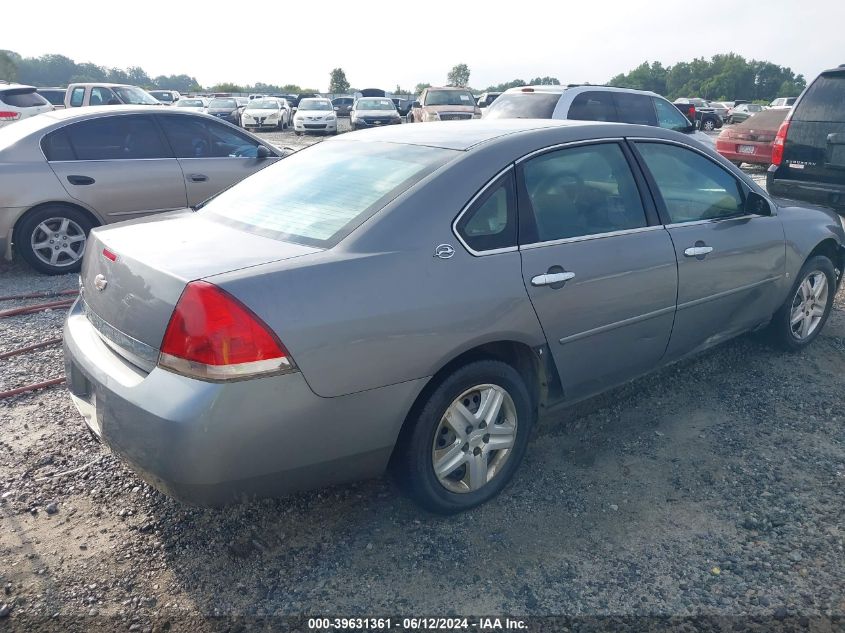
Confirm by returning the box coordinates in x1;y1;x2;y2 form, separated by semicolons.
391;98;412;116
674;98;723;131
36;87;67;109
476;92;501;108
63;120;845;512
716;108;788;167
768;64;845;213
206;97;243;126
332;96;354;116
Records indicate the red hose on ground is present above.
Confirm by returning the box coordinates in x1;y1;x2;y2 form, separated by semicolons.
0;289;78;302
0;377;65;399
0;299;75;318
0;338;63;360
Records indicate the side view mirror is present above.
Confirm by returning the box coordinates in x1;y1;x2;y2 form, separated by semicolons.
412;101;421;108
745;191;772;216
256;145;272;159
683;124;697;134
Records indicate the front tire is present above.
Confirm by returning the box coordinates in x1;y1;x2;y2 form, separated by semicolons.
702;118;716;131
393;360;533;514
767;255;836;351
16;205;95;275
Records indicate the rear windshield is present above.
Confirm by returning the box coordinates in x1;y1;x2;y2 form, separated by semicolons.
203;141;456;247
483;93;560;119
424;90;475;106
732;107;788;131
0;89;49;108
793;73;845;122
209;98;237;108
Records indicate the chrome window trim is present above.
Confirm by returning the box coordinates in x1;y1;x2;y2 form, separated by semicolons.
515;137;625;165
451;165;519;257
664;214;756;229
520;225;664;250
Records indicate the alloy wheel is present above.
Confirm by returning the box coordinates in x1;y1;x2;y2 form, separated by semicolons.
790;271;828;340
431;384;518;494
30;217;86;268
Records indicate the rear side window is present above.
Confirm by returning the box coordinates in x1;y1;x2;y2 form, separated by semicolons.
636;142;744;223
69;88;84;107
793;74;845;122
612;92;657;126
456;171;517;253
0;89;49;108
203;141;455;247
567;91;617;122
521;142;647;242
41;130;76;161
64;116;171;160
482;93;560;119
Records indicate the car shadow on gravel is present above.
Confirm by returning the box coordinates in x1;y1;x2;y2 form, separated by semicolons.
141;300;845;619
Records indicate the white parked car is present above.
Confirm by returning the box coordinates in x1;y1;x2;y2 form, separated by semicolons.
173;97;209;113
149;89;181;105
770;97;797;109
241;98;289;131
0;82;54;128
293;98;337;135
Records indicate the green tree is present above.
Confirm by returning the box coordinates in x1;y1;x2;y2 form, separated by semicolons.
414;82;431;95
447;63;470;87
211;82;244;93
0;50;18;81
328;68;350;94
528;76;561;86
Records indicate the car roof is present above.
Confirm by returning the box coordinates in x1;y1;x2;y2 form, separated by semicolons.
331;118;639;150
0;82;37;91
66;82;136;88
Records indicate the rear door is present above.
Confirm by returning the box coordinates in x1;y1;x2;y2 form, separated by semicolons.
631;140;785;360
157;114;279;206
517;140;678;401
782;70;845;191
45;114;188;219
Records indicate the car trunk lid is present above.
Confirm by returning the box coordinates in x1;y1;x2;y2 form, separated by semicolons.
80;211;320;359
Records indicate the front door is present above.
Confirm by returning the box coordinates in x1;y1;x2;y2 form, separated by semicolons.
517;141;678;401
631;140;786;360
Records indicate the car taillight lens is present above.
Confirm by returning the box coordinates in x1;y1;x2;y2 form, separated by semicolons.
0;111;21;120
771;120;790;166
158;281;295;381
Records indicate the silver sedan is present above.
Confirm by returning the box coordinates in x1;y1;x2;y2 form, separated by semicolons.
63;120;845;513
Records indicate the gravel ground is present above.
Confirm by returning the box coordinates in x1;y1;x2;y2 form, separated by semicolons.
1;128;843;632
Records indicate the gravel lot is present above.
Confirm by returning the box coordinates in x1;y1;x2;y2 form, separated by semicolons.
0;125;843;632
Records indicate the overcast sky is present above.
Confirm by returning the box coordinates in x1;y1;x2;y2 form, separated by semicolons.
5;0;842;91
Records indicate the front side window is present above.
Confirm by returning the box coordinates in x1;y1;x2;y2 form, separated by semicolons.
89;87;117;106
653;97;691;131
456;172;517;252
482;93;560;120
521;143;647;242
203;141;456;247
636;142;744;223
612;92;657;126
63;116;170;160
69;87;85;107
158;116;260;158
567;91;617;122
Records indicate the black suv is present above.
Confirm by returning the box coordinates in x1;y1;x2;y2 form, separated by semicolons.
768;65;845;213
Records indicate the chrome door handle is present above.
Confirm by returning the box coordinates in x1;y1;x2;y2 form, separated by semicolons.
684;246;713;257
531;272;575;287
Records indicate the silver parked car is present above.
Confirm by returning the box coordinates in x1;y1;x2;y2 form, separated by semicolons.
64;120;845;513
0;106;282;274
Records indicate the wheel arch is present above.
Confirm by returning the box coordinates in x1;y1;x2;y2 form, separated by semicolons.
806;237;845;285
12;201;103;249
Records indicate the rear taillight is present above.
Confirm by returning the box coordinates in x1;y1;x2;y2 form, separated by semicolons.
158;281;295;380
771;120;790;166
0;111;21;121
687;105;696;121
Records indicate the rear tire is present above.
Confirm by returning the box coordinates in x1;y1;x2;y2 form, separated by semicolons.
702;118;716;131
767;255;836;351
393;360;533;514
16;205;96;275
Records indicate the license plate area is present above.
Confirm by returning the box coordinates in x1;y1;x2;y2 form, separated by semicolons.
738;145;756;154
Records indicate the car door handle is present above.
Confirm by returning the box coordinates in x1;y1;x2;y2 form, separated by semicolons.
684;246;714;257
188;174;208;182
66;175;95;186
531;272;575;287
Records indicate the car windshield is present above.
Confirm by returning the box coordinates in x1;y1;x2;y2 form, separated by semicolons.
424;90;475;106
203;141;456;247
150;91;172;101
112;87;160;105
249;100;279;110
209;98;237;109
483;93;561;119
356;98;395;111
177;99;204;107
299;99;332;111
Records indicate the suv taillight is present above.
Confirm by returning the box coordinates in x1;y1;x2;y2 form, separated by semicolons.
0;111;21;120
159;281;295;380
771;120;790;166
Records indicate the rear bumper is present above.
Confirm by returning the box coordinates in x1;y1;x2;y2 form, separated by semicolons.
767;168;845;211
62;299;425;505
716;141;772;165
